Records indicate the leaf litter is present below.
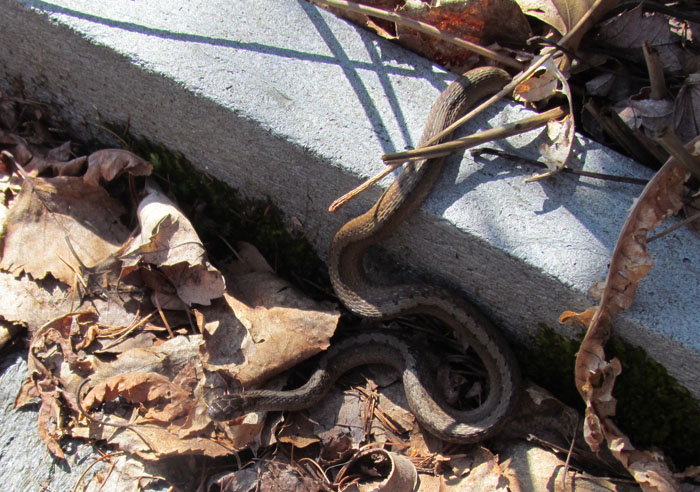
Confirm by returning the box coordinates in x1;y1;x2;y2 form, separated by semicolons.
2;1;700;490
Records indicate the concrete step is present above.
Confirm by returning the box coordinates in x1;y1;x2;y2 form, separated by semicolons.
1;0;698;404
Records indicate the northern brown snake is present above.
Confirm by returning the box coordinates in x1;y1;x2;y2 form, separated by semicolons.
209;67;521;442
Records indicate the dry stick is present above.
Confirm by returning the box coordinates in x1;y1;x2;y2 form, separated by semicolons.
648;209;700;243
309;0;523;70
655;127;700;181
384;106;566;164
328;107;565;211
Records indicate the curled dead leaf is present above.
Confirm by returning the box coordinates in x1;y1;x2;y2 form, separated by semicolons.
83;149;152;186
559;137;700;491
337;447;417;492
121;181;224;306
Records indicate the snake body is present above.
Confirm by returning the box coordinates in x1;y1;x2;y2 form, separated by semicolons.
209;68;521;442
327;67;520;442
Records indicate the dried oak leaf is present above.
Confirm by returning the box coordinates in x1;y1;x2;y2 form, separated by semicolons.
121;182;224;306
83;149;152;186
202;241;339;387
559;138;700;492
0;176;129;284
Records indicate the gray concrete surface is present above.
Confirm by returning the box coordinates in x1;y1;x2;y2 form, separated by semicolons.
0;0;697;418
0;352;108;490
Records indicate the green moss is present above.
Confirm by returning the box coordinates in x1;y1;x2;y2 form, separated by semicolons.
608;339;700;468
516;324;583;409
520;325;700;469
121;136;329;294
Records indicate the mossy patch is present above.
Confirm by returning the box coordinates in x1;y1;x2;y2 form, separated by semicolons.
519;325;700;469
119;136;329;295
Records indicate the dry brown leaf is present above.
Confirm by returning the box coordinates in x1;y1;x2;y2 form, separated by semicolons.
10;142;88;177
83;149;152;186
515;0;594;38
500;441;638;492
0;271;74;334
202;242;339;387
121;182;224;306
559;137;700;491
597;5;684;73
438;448;510;491
82;454;166;492
322;0;529;71
206;456;327;492
397;0;530;70
339;448;417;492
0;175;129;284
22;311;99;457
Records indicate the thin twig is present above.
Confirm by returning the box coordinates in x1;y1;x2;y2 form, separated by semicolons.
310;0;523;70
648;209;700;242
562;414;580;490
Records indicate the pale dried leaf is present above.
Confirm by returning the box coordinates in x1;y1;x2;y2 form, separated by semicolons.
91;334;203;382
204;244;339;386
439;448;510;491
514;0;595;37
83;454;165;492
0;271;74;333
618;90;674;135
309;386;366;448
514;58;574;177
121;182;224;306
0;176;129;284
500;441;638;491
83;149;152;186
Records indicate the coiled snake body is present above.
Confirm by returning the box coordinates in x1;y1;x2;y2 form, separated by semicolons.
209;67;521;442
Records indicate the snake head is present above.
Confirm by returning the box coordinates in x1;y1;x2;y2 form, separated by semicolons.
207;394;248;421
